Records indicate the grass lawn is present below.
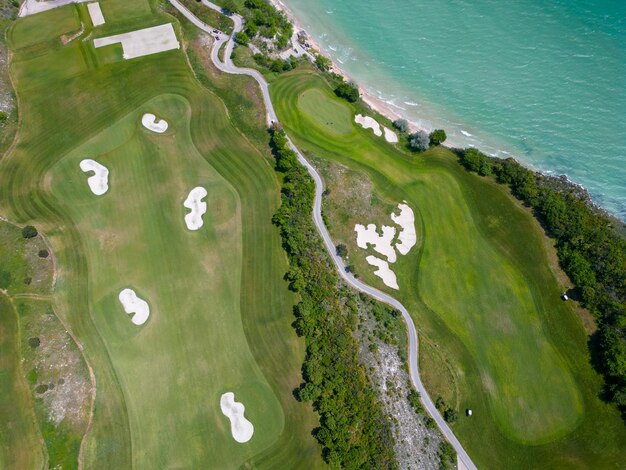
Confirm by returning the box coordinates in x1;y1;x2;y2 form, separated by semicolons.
270;67;626;467
0;294;45;470
0;2;321;468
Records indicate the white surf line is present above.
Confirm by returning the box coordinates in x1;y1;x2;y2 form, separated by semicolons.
118;288;150;325
220;392;254;443
183;186;208;230
79;159;109;195
93;23;180;60
391;203;417;255
366;255;399;290
355;114;382;137
87;2;105;26
168;3;477;468
354;223;397;262
141;113;168;133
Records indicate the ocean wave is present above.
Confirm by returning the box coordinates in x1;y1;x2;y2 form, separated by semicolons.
404;101;419;106
460;130;473;137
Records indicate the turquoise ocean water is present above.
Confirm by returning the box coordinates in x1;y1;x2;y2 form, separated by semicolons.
281;0;626;219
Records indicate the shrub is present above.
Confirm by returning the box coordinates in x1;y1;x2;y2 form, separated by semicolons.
21;225;38;239
443;408;458;423
38;249;49;258
429;129;447;146
334;82;359;103
234;31;250;46
393;119;409;133
336;243;348;258
28;337;41;348
0;111;7;122
408;130;429;151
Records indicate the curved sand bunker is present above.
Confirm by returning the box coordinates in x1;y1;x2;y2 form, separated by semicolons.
355;223;397;263
390;203;416;255
118;288;150;325
366;256;399;290
355;114;382;137
383;126;398;143
79;159;109;195
183;186;208;231
354;202;417;290
141;113;168;133
220;392;254;443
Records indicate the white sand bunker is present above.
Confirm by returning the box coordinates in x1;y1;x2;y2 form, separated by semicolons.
355;223;397;263
383;126;398;143
354;202;417;290
87;2;105;26
79;159;109;195
118;288;150;325
183;186;207;231
220;392;254;443
355;114;382;137
366;256;399;290
390;203;416;255
94;23;180;60
141;113;168;133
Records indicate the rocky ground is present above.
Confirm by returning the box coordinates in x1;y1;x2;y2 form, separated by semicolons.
355;294;455;469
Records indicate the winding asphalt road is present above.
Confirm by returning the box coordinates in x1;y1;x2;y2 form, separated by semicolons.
169;1;477;468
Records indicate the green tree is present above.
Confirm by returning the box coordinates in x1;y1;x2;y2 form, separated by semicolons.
314;54;332;72
444;408;458;423
336;244;348;258
221;0;237;15
429;129;447;146
21;225;38;239
334;82;359;103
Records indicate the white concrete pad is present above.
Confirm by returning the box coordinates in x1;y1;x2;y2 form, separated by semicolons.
118;288;150;325
19;0;89;17
391;203;416;255
354;223;397;263
383;126;398;143
183;186;208;231
141;113;168;133
220;392;254;443
79;159;109;195
366;255;399;290
94;23;180;60
355;114;382;137
87;2;105;26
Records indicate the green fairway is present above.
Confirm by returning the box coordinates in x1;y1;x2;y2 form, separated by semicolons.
48;93;282;466
270;68;626;467
1;2;322;468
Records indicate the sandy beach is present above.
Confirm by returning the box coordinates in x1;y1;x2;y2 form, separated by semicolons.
266;0;470;147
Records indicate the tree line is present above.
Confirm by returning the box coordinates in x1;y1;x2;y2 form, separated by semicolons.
270;126;398;468
458;148;626;416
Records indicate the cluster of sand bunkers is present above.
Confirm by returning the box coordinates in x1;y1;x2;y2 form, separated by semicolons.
354;202;416;289
355;114;398;144
79;112;254;443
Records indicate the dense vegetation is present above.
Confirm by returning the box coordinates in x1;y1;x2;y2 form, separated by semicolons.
334;81;360;103
234;0;293;49
180;0;233;33
270;126;397;468
459;148;626;415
